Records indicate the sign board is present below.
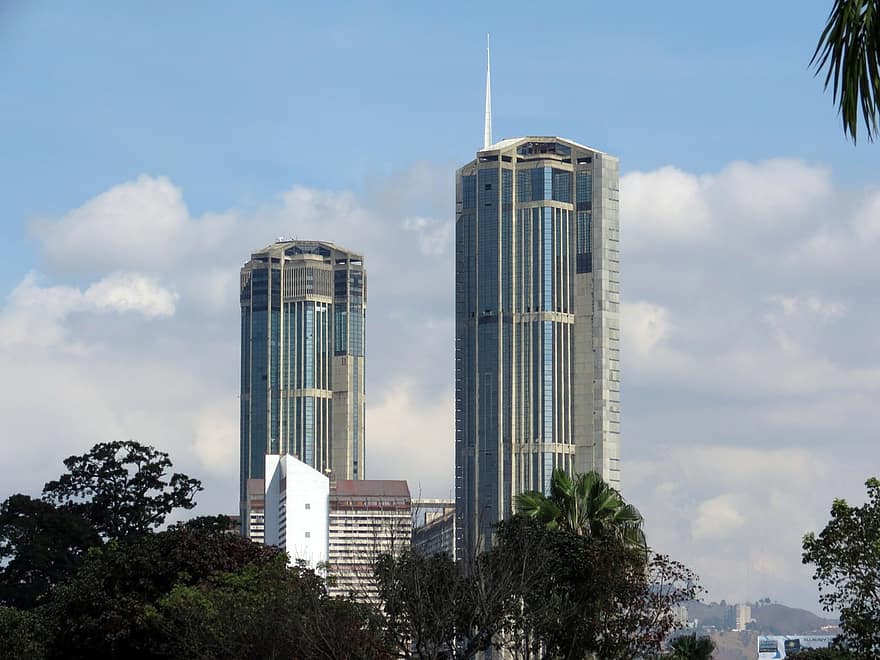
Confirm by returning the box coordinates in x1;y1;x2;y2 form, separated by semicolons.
757;635;835;658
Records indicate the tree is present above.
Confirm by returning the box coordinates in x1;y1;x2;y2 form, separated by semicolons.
803;477;880;658
488;517;699;660
39;519;281;658
373;549;513;659
517;468;646;550
0;606;48;659
668;632;715;660
812;0;880;143
152;555;387;660
0;494;99;608
42;441;202;540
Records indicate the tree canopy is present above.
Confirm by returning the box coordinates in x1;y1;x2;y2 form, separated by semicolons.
803;477;880;657
516;468;647;550
42;440;202;540
0;495;99;608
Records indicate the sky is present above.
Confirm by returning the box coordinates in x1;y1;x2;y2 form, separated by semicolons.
2;1;880;613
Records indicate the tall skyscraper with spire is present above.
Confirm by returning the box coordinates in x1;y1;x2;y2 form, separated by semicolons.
455;43;621;558
239;240;366;539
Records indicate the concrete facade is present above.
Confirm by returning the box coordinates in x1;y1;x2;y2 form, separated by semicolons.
264;453;330;571
328;479;412;602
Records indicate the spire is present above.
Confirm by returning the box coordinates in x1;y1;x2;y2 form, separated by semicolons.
483;33;492;149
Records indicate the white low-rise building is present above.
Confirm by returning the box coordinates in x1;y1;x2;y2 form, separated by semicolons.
264;454;329;571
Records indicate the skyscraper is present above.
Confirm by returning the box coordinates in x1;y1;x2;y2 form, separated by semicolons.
454;45;620;557
455;136;621;557
240;240;366;538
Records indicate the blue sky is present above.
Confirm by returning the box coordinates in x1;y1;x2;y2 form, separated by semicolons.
3;1;876;245
2;1;880;611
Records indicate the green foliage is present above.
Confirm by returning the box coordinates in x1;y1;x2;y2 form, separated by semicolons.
495;517;696;659
42;440;202;541
39;521;281;658
0;494;99;608
373;504;698;659
803;477;880;658
0;606;48;659
517;468;647;550
374;550;508;659
812;0;880;143
152;555;385;659
668;632;715;660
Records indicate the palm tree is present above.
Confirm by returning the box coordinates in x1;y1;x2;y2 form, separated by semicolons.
668;632;715;660
812;0;880;143
516;468;647;550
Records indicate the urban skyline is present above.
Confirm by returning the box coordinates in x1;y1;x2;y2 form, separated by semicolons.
3;2;880;612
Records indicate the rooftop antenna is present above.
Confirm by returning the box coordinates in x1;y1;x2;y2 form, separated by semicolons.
483;33;492;149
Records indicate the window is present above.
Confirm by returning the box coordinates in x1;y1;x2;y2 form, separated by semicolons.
305;503;311;510
305;531;311;538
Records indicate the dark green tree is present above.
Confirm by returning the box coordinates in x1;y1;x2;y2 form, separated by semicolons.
373;549;515;659
39;519;280;658
812;0;880;142
42;441;202;540
0;494;99;608
152;555;386;660
488;517;699;660
668;632;715;660
517;468;646;550
803;477;880;658
0;606;48;659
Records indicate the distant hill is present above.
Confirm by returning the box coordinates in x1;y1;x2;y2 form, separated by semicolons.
751;603;838;635
681;600;838;635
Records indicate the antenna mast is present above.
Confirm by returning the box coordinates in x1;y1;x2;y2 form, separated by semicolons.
483;34;492;149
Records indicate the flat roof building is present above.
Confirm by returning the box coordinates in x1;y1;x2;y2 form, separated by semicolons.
328;479;411;602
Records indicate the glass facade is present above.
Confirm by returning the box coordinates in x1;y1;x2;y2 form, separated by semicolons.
455;137;620;560
240;241;366;535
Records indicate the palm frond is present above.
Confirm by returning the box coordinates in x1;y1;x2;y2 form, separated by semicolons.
811;0;880;143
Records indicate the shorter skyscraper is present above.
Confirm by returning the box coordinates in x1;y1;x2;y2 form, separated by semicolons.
240;240;367;539
328;479;412;601
264;454;329;571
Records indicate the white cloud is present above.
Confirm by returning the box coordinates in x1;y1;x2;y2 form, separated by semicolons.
621;166;711;248
83;273;178;317
692;494;745;541
365;382;454;498
621;159;831;252
0;272;177;350
621;301;671;357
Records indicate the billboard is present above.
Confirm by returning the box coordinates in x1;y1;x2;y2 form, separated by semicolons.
757;635;836;658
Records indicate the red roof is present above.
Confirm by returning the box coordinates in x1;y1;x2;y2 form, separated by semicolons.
332;480;410;498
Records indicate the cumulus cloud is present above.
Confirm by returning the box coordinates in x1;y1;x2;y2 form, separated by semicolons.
621;158;832;252
0;272;177;350
692;494;745;541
